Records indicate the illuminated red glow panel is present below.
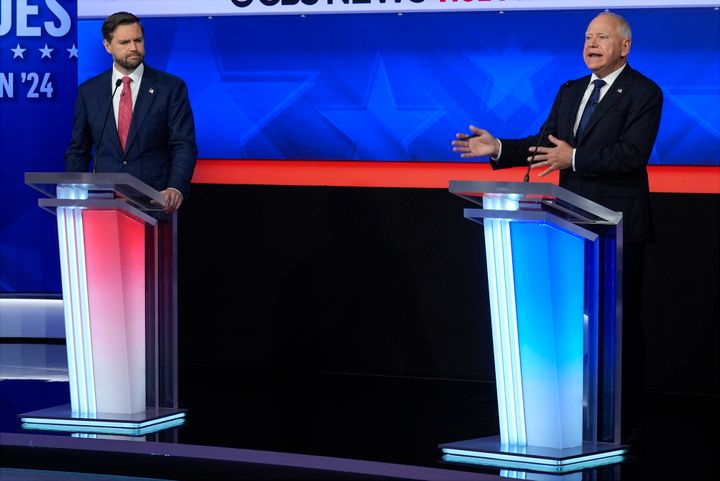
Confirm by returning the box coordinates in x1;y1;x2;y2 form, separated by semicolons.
81;210;147;414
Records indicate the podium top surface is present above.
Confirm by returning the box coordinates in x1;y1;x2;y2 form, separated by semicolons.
449;180;622;226
25;172;165;212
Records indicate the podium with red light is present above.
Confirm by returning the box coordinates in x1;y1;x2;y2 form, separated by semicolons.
22;172;185;435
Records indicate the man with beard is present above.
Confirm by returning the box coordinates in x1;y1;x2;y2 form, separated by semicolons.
65;11;197;213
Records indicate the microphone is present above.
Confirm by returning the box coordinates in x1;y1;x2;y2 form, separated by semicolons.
523;80;573;182
93;78;123;173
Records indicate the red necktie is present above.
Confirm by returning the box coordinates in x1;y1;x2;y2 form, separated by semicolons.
117;76;133;152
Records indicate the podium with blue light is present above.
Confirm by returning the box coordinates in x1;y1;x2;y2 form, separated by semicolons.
440;181;627;473
22;172;185;436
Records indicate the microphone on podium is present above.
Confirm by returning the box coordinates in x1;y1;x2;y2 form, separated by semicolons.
94;78;123;174
523;80;573;183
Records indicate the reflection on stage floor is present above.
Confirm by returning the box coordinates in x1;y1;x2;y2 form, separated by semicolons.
1;343;718;481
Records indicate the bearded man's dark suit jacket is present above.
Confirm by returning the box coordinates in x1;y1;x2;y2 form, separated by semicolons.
492;63;663;439
65;65;197;198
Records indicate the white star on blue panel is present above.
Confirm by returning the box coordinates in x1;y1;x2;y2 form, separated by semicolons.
11;44;26;59
39;44;54;59
67;44;78;59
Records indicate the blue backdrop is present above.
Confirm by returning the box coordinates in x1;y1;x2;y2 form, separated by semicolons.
1;6;718;293
78;8;719;164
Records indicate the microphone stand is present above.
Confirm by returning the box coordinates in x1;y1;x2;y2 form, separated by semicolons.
523;80;573;182
94;78;123;173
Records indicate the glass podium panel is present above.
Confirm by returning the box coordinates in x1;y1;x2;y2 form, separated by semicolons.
22;172;183;434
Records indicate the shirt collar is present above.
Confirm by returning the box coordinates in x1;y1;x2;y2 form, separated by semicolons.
112;62;144;86
590;63;626;88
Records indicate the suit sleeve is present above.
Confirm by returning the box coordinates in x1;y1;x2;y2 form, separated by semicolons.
64;87;93;172
165;79;197;198
491;135;542;170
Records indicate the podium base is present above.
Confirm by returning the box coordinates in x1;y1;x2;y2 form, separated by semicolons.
440;435;628;474
19;404;186;436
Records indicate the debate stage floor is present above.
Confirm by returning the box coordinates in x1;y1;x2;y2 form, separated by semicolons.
1;344;718;481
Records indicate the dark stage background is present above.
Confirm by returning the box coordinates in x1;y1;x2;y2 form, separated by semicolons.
178;185;720;396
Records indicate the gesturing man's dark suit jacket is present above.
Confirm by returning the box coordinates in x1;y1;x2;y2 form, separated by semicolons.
493;64;663;243
65;65;197;198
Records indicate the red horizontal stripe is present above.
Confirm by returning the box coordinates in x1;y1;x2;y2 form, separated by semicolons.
192;160;720;194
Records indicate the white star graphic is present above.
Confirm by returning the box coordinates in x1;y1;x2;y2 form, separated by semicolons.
11;43;26;59
39;44;54;59
67;44;78;59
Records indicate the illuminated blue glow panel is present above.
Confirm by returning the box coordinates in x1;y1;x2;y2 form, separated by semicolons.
74;8;720;165
511;221;585;449
480;196;599;451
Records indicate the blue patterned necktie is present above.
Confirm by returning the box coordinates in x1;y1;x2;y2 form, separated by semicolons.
575;79;606;142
